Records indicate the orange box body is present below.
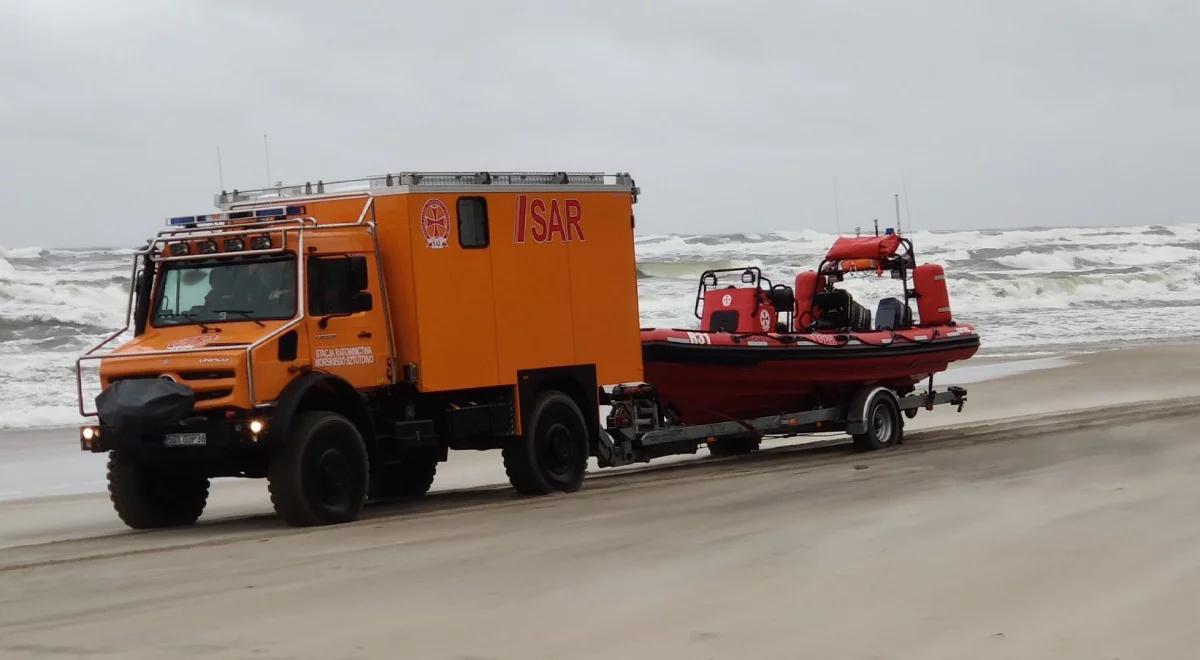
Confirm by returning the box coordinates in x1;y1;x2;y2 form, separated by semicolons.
372;189;643;392
98;178;643;415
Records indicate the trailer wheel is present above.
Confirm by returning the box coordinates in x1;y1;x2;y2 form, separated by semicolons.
269;411;369;526
852;394;903;451
504;391;589;495
107;452;209;529
707;434;761;457
369;453;438;499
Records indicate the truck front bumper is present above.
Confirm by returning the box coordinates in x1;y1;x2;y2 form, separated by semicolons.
79;415;269;459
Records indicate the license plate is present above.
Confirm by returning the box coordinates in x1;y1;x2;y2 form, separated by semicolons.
164;432;207;447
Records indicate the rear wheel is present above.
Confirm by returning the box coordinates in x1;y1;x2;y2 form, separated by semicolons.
503;391;589;495
852;394;903;451
707;433;761;457
269;411;369;526
369;452;438;499
108;452;209;529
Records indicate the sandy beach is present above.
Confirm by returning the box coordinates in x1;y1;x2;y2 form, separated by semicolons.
1;343;1199;658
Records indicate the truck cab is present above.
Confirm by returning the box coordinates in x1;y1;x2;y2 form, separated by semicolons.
79;172;642;528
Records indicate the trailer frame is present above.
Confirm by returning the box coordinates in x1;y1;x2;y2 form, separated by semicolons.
598;384;967;467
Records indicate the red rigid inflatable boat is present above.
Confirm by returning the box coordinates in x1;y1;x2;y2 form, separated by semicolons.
641;233;980;425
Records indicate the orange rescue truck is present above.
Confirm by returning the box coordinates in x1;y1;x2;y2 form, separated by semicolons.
78;172;642;527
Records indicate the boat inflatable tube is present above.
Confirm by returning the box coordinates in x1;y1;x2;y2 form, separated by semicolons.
96;377;196;432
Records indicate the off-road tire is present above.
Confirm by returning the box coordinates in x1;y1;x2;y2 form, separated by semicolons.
369;453;438;499
268;411;369;526
852;394;903;451
107;451;209;529
503;391;589;495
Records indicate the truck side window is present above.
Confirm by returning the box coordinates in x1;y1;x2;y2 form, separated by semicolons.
458;197;489;249
309;255;372;316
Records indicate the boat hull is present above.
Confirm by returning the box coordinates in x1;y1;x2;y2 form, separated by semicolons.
641;326;980;425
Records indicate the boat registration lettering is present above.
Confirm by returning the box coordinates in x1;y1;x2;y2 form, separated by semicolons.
314;345;376;367
685;332;711;345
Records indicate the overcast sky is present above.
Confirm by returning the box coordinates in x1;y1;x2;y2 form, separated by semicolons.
1;1;1197;247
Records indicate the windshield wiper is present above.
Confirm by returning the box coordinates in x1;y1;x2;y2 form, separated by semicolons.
212;309;266;327
178;312;214;333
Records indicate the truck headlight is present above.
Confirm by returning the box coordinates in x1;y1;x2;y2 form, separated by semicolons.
80;426;101;450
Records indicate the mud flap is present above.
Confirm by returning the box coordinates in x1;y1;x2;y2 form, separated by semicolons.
845;387;899;436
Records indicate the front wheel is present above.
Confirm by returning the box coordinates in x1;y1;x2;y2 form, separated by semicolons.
852;393;903;451
108;452;209;529
269;411;369;526
503;391;589;495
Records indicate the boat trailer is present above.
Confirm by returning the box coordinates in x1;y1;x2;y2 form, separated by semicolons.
598;384;968;468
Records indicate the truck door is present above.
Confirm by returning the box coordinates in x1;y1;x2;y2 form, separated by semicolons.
305;253;390;388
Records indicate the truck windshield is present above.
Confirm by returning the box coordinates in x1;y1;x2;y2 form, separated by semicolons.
152;256;296;327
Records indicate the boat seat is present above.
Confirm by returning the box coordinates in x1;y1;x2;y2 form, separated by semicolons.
769;285;794;313
793;271;819;330
875;297;911;330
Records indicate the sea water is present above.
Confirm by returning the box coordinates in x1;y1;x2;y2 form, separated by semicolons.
3;222;1200;428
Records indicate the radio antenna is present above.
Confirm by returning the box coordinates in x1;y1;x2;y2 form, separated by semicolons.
216;146;225;191
263;134;272;186
894;193;902;235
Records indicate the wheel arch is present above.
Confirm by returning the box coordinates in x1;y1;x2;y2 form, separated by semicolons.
845;386;900;436
516;365;599;454
268;372;376;456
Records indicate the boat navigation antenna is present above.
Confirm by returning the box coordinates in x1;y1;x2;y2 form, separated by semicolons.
894;193;902;235
874;219;879;237
216;146;225;191
263;134;272;187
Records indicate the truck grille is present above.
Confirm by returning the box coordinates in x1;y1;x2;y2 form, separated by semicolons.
195;389;233;402
178;370;236;381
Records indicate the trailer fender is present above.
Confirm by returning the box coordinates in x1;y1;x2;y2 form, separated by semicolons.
268;372;375;452
845;387;900;436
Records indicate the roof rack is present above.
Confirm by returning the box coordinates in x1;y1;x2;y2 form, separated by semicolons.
215;171;637;208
